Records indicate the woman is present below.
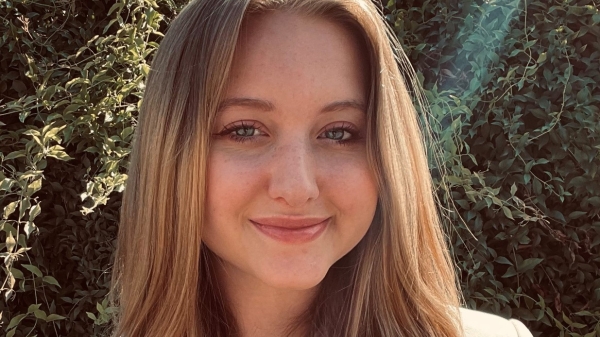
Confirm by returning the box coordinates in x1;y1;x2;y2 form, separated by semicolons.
109;0;533;336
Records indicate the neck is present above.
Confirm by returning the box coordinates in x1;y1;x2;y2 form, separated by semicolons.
217;262;318;337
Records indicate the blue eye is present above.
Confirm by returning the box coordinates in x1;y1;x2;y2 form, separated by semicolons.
215;121;265;143
319;122;361;145
324;129;351;141
235;126;259;137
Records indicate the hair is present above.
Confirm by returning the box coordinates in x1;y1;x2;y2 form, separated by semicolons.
109;0;463;336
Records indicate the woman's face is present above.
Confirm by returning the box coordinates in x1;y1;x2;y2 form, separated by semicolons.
204;12;378;291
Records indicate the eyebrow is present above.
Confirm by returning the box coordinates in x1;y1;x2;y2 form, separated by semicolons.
217;97;366;114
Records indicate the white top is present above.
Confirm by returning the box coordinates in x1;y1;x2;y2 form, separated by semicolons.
460;307;534;337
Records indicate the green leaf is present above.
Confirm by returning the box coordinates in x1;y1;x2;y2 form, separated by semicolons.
42;125;66;142
43;276;61;287
141;64;150;77
7;272;15;288
29;204;41;221
496;256;513;265
3;201;19;219
26;178;42;196
564;64;572;79
501;206;514;220
510;183;517;196
588;196;600;207
498;158;514;172
46;314;66;322
517;258;544;273
6;231;16;253
455;199;470;210
24;221;37;239
568;211;587;219
502;266;517;278
33;309;47;320
22;264;43;278
28;303;42;313
7;313;26;330
4;150;26;160
10;268;25;279
18;197;30;220
97;301;105;314
65;78;89;90
22;129;40;136
536;52;547;63
46;145;73;161
107;2;123;16
0;178;13;191
63;104;81;114
533;178;542;194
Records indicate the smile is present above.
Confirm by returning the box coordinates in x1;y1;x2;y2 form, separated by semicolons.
249;217;330;244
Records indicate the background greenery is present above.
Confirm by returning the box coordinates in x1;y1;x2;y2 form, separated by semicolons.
0;0;598;336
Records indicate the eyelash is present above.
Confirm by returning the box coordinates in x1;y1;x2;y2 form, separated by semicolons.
214;121;362;146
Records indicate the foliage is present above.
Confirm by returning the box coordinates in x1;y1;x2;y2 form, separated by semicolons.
385;0;600;335
0;0;598;336
0;0;182;335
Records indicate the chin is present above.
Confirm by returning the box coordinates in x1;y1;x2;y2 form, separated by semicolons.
256;264;330;291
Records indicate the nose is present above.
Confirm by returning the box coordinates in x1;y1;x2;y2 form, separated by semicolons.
267;141;320;207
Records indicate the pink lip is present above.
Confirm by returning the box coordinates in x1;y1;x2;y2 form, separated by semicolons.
250;217;330;243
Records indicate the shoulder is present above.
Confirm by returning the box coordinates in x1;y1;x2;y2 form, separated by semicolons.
459;307;534;337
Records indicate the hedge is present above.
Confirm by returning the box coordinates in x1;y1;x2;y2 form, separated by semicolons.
0;0;598;336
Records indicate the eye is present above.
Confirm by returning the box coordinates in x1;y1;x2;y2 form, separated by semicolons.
323;129;351;141
214;121;266;143
234;126;260;137
318;122;361;145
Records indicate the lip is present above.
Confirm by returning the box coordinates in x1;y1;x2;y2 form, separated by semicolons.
250;216;330;244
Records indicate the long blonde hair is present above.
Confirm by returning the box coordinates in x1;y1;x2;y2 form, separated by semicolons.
109;0;462;336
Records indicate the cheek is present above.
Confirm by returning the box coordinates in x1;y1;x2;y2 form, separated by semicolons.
317;151;378;227
319;151;377;201
316;151;377;262
205;152;264;235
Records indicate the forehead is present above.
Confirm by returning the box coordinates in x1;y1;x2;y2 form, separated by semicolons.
224;11;368;108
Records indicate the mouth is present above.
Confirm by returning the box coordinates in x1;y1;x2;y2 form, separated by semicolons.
249;217;330;244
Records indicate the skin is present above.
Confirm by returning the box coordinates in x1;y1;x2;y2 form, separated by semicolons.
204;11;378;337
